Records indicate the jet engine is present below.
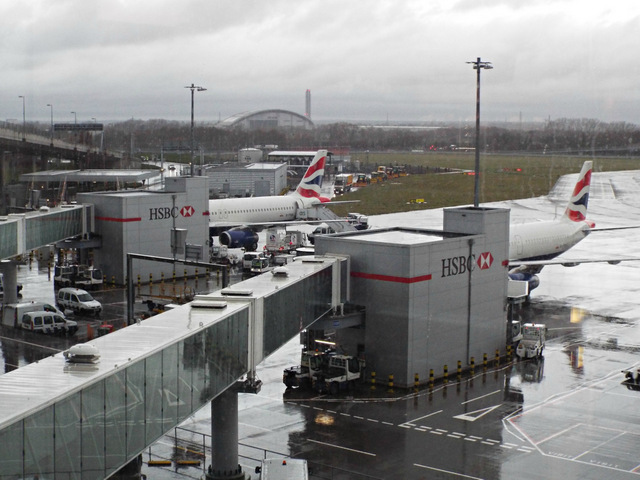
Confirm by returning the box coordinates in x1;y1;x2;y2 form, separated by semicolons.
219;227;259;251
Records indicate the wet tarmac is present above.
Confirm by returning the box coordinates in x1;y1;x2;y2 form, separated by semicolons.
2;170;640;479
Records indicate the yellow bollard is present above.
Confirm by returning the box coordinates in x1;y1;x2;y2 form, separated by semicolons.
495;349;500;366
429;369;434;389
457;360;462;380
470;356;475;375
443;364;448;384
483;353;488;370
370;371;376;390
111;276;115;288
137;274;141;290
387;374;394;393
414;373;419;392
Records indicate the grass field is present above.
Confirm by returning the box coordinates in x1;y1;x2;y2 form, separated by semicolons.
327;153;640;216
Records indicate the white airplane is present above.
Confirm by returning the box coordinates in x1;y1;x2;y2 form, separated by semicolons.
507;160;638;294
209;150;344;250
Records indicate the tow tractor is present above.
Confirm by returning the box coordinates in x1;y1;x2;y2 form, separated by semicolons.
283;350;330;388
313;354;365;395
283;349;365;395
516;323;546;359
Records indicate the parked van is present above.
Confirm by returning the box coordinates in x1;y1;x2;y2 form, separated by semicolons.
1;301;64;328
21;311;78;335
57;288;102;316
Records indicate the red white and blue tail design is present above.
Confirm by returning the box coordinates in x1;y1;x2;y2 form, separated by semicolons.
564;161;592;222
295;150;328;202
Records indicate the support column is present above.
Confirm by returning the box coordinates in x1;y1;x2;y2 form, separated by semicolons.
0;261;19;306
206;387;246;480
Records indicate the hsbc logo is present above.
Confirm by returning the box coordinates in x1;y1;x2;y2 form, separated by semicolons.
180;206;194;217
476;252;493;270
149;205;195;220
441;251;493;277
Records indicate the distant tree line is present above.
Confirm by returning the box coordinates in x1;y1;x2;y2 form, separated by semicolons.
12;117;640;159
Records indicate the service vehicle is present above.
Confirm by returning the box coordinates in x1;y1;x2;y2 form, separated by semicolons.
255;458;309;479
308;223;336;245
273;253;296;266
515;323;546;359
242;251;266;270
622;368;640;391
333;173;354;195
313;354;365;394
250;257;273;275
347;212;369;230
354;173;369;187
21;311;78;336
283;350;331;388
1;301;65;328
57;287;102;316
54;265;103;290
265;228;306;254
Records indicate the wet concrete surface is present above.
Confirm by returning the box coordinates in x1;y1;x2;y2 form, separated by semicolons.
2;170;640;479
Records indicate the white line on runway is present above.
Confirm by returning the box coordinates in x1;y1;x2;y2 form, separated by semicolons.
401;409;443;427
414;463;484;479
307;438;376;457
460;389;501;405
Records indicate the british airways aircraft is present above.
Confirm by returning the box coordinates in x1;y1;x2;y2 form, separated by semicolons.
208;150;332;251
507;161;637;294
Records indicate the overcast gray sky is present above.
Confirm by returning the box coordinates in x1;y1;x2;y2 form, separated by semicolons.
2;0;639;125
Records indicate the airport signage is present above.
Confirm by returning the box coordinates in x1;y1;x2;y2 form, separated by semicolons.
54;123;104;131
149;205;195;220
441;251;493;277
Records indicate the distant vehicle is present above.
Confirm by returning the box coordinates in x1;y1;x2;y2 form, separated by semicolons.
57;287;102;316
265;227;306;254
516;323;546;359
21;311;78;336
1;301;64;328
333;173;354;195
242;251;266;270
54;265;103;290
308;223;336;245
347;212;368;230
283;350;331;389
255;458;309;480
250;257;273;275
168;164;176;171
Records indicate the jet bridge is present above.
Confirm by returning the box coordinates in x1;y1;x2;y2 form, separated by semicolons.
0;255;348;479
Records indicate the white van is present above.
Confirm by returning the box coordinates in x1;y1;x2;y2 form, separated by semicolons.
57;288;102;316
255;458;309;480
1;301;64;328
21;311;78;335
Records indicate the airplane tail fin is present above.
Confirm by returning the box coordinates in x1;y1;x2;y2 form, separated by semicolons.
294;150;328;202
564;161;592;222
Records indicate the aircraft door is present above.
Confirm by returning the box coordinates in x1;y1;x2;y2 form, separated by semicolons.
514;234;523;256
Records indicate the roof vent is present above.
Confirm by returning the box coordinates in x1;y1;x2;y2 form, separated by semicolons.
191;296;228;309
221;288;253;296
64;343;100;364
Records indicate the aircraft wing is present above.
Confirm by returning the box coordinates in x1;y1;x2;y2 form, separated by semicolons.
210;218;358;229
592;225;640;232
509;256;640;268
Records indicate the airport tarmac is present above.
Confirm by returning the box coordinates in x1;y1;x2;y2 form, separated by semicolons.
1;169;640;479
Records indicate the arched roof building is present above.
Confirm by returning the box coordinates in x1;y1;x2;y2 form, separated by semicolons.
217;109;314;130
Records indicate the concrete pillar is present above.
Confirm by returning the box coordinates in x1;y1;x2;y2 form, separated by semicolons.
206;387;246;480
0;261;19;305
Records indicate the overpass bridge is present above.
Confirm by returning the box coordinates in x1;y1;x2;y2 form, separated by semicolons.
0;254;348;479
0;126;124;169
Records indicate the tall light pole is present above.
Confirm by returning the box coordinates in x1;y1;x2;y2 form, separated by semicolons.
46;104;54;145
466;57;493;207
70;111;77;124
185;83;207;176
18;96;25;141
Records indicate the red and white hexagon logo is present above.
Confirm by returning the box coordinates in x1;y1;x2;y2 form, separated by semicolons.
180;206;194;217
476;252;493;270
